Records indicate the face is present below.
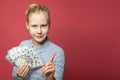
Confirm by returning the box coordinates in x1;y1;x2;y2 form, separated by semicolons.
27;12;49;47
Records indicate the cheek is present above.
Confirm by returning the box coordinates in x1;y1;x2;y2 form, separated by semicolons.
29;28;36;34
43;28;49;33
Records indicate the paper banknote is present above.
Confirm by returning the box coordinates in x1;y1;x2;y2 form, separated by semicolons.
5;46;43;68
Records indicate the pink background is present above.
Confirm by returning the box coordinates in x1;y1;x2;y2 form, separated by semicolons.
0;0;120;80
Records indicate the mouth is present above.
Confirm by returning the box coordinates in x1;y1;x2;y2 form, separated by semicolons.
36;35;43;39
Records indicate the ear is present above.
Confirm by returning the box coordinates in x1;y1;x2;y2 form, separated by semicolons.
26;22;29;30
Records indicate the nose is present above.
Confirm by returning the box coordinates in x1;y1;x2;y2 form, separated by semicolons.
37;27;42;34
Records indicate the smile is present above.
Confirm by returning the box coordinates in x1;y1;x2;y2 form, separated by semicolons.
36;35;43;39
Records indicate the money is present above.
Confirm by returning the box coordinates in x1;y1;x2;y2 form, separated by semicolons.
5;46;43;68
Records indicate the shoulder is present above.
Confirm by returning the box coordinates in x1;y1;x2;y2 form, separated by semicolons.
19;39;32;47
48;40;65;63
48;40;64;53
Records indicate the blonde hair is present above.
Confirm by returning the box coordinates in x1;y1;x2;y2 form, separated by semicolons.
25;3;50;25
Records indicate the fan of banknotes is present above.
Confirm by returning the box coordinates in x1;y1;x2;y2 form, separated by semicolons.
5;46;43;69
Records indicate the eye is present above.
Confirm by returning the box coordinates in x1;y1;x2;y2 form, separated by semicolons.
41;24;48;28
31;25;37;28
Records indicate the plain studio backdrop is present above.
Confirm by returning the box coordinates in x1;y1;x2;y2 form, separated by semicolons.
0;0;120;80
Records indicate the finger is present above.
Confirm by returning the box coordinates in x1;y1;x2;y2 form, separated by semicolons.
17;63;29;77
17;64;26;74
41;65;53;74
22;66;29;77
44;68;54;74
41;65;47;72
19;63;29;73
48;52;56;63
17;64;26;78
41;63;54;73
18;63;29;74
40;63;45;67
22;63;30;74
18;67;29;78
41;63;52;71
41;64;52;71
43;64;55;74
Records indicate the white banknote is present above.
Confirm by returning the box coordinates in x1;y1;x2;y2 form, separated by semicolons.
5;46;43;68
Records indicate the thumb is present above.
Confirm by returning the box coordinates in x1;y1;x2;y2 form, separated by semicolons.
40;63;45;67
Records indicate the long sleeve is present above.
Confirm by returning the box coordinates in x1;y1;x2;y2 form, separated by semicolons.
12;67;24;80
12;66;30;80
54;49;65;80
10;39;65;80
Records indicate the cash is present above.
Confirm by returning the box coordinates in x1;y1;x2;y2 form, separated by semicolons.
5;46;43;68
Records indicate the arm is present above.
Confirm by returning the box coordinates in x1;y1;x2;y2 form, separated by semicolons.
12;67;24;80
41;50;65;80
54;50;65;80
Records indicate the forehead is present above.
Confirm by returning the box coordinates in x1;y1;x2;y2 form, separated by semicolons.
28;12;48;24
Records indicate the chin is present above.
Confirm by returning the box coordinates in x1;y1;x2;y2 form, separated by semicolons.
36;38;46;43
36;39;44;43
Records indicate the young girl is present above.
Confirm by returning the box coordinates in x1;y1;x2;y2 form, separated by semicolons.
9;3;65;80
